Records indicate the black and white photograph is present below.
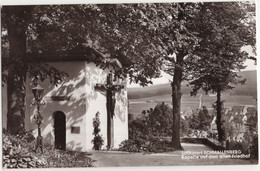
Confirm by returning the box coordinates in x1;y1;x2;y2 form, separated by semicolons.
1;0;258;169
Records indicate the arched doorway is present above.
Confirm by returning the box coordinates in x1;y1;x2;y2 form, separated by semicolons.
54;111;66;150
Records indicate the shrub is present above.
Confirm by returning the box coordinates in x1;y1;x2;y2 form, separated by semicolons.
42;145;93;168
92;112;104;150
129;116;150;140
144;138;170;152
119;139;141;152
2;130;45;168
119;138;172;153
246;134;258;161
120;103;176;153
2;130;93;168
145;102;173;137
229;141;247;153
129;102;173;140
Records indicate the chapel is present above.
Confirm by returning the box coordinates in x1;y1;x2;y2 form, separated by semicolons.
2;47;129;152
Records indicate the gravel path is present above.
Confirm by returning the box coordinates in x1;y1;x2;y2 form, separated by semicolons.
87;143;254;167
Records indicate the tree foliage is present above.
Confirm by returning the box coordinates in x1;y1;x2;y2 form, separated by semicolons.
121;103;174;152
144;102;173;137
189;106;212;131
188;2;256;142
189;2;256;96
1;3;256;148
129;102;173;140
1;4;164;134
149;2;201;149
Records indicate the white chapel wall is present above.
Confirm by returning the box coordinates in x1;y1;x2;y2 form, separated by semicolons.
3;61;128;151
25;61;88;151
84;62;128;150
84;62;108;150
113;87;128;148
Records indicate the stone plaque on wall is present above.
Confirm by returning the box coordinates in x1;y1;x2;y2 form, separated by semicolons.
71;126;80;134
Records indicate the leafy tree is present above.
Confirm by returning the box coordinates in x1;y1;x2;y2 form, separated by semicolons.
2;6;71;134
189;106;211;131
98;2;255;148
141;2;201;149
91;3;199;148
1;4;163;134
188;2;256;142
124;103;174;152
197;106;211;130
2;6;31;134
142;2;255;147
3;3;255;152
2;4;200;148
128;114;150;142
129;103;173;141
146;102;173;137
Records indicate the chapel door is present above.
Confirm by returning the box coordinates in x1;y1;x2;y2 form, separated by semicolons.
54;111;66;150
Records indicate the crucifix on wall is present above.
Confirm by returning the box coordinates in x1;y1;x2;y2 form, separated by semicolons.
95;73;125;150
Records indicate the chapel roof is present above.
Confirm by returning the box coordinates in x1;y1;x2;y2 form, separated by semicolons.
25;46;104;63
3;44;132;68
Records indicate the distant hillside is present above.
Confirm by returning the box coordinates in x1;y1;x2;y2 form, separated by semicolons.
128;82;191;99
128;70;257;99
230;70;257;98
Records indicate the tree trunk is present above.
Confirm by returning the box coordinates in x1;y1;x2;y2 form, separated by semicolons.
6;7;30;134
216;87;225;142
171;52;184;150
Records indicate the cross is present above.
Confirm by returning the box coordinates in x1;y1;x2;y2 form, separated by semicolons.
95;73;125;150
